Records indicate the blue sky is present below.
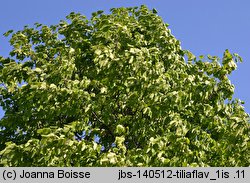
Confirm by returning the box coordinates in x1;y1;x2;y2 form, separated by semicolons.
0;0;250;118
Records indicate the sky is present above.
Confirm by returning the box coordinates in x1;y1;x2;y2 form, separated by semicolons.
0;0;250;118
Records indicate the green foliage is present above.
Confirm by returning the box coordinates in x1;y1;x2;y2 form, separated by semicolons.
0;5;249;167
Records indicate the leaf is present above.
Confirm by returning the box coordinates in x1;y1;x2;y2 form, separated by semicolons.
3;30;13;37
129;56;134;63
37;128;51;135
34;67;42;73
152;8;158;14
50;83;57;89
100;87;107;93
115;125;125;135
95;49;102;55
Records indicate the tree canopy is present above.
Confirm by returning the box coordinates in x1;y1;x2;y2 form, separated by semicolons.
0;5;249;166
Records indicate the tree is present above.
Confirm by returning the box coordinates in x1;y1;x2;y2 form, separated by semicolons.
0;5;249;167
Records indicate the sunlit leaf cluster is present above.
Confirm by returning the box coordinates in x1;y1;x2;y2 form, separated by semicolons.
0;5;249;166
